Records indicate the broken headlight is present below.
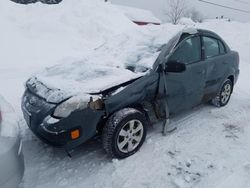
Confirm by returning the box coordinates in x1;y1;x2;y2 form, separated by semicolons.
53;96;88;118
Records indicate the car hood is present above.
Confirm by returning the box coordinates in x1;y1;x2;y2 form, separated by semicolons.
26;62;145;103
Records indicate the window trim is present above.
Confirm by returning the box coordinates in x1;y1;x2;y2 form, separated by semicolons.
202;36;227;59
218;39;227;55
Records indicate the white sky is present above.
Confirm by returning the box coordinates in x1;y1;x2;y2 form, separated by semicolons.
110;0;250;22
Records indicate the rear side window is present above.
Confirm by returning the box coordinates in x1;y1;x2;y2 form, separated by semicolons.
169;36;201;64
203;37;220;58
218;40;226;54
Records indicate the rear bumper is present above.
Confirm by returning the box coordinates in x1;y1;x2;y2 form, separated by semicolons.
22;90;104;150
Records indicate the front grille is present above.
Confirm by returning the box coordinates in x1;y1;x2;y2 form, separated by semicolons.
22;90;56;130
23;90;55;114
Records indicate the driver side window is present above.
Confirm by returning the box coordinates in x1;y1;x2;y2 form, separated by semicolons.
169;36;201;64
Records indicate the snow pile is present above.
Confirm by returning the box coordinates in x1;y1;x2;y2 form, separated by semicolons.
0;113;19;138
0;0;183;106
115;5;162;24
0;0;137;69
179;17;196;27
0;95;19;138
0;95;14;114
0;0;184;101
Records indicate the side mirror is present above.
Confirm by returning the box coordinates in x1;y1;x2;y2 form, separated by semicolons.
165;61;186;73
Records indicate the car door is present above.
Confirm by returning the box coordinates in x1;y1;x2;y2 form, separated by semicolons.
202;36;229;101
165;35;206;114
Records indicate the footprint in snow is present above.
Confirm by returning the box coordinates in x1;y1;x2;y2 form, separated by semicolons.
223;123;243;140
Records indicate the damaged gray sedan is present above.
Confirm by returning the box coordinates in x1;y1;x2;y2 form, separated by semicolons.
22;28;239;158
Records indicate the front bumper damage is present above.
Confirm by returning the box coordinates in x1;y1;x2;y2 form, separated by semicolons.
22;90;104;150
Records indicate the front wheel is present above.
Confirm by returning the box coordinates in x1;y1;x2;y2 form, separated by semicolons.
102;108;147;159
211;79;233;107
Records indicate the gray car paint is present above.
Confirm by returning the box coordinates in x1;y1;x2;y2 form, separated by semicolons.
104;29;239;118
22;28;239;150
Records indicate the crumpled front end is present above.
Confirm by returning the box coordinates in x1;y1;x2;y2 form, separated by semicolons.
22;67;146;150
26;77;71;104
22;88;104;150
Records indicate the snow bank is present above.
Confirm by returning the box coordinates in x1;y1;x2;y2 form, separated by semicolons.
0;95;19;138
0;114;19;138
0;0;184;106
179;17;196;27
0;0;184;101
0;95;14;113
0;0;137;69
115;5;162;24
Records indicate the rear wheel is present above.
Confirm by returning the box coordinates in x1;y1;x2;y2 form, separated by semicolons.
211;79;233;107
102;108;147;159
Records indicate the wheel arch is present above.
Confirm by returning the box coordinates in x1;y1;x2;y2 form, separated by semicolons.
228;75;234;85
127;103;151;124
97;103;150;133
227;75;234;92
109;103;151;126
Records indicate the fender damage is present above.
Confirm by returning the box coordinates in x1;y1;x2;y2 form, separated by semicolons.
104;73;159;115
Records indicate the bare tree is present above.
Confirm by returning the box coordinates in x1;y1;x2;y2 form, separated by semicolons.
166;0;187;25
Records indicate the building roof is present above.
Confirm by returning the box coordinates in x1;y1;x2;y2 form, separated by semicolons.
115;5;162;24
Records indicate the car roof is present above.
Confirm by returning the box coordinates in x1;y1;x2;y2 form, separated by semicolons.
182;28;230;50
197;29;222;39
180;28;221;39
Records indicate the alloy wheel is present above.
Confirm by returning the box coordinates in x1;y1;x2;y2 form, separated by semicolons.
221;83;232;105
117;120;144;153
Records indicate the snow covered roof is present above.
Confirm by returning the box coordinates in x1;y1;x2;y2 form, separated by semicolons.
115;5;162;24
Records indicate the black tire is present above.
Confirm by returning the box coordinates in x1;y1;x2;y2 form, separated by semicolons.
10;0;37;4
10;0;62;4
39;0;62;4
211;79;233;107
102;108;147;159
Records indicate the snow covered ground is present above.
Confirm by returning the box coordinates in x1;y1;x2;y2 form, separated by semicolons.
1;0;250;187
